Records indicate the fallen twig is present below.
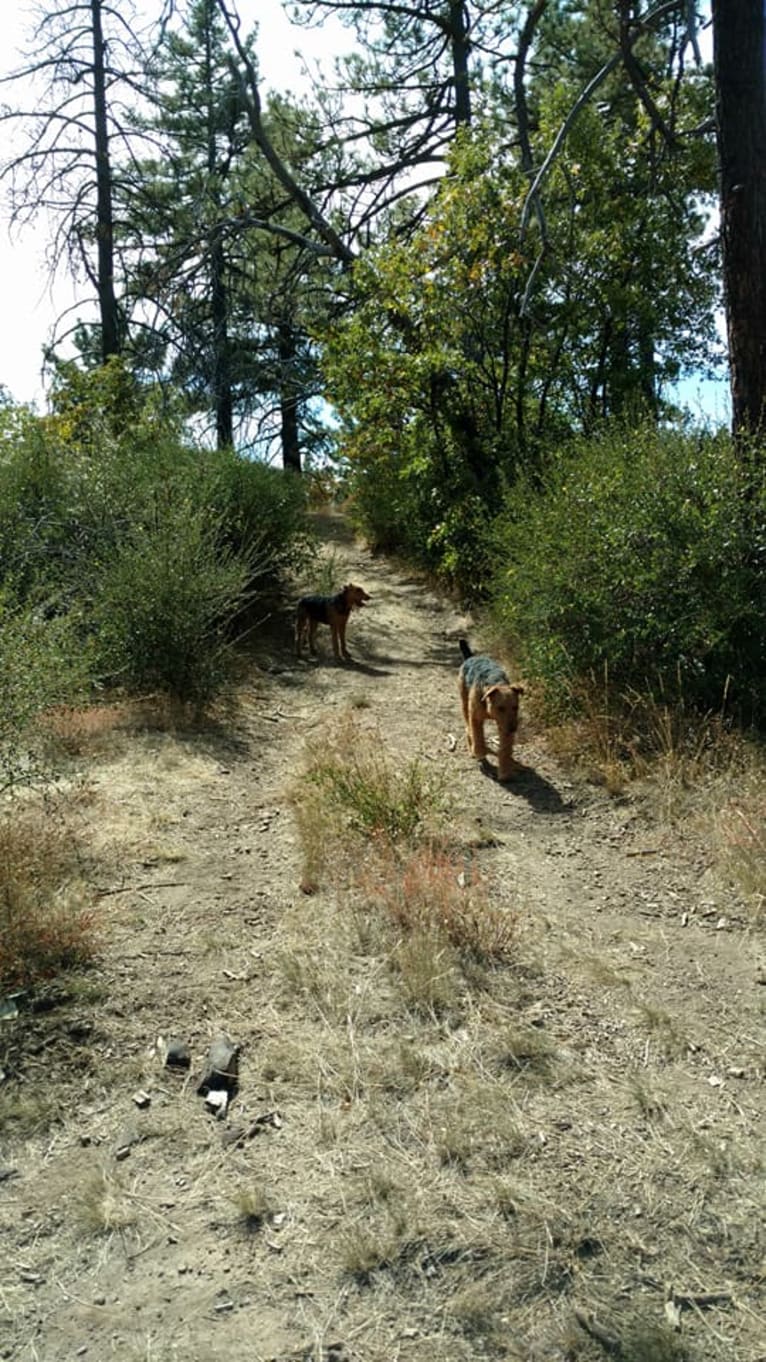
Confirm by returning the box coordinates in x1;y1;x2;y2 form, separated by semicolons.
573;1308;622;1356
96;881;187;897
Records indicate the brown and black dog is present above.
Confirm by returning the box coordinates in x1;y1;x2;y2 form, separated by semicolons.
295;583;371;661
457;639;523;781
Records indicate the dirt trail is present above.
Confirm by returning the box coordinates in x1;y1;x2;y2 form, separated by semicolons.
1;510;763;1362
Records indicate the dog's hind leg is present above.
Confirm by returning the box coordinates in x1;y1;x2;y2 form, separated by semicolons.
295;611;305;656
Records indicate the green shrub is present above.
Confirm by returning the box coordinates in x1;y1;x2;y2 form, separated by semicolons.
0;368;315;707
0;597;92;794
488;423;766;721
90;502;249;704
207;449;313;582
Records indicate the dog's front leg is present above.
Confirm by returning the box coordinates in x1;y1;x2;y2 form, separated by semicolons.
469;712;488;760
338;618;352;661
496;734;515;781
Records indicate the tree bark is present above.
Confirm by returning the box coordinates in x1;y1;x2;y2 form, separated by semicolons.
90;0;120;361
204;1;234;449
278;322;301;473
712;0;766;437
448;1;472;126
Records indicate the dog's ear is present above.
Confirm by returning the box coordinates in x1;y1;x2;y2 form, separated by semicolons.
512;685;525;696
482;685;501;703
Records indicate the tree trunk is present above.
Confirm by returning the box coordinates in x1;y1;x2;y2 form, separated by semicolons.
90;0;119;361
448;1;472;126
278;322;301;474
211;235;234;448
204;3;234;449
712;0;766;437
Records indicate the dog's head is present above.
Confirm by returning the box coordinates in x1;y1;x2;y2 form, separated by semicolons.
483;683;523;732
343;583;371;610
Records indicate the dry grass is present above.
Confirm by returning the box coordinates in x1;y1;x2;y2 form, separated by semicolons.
229;1181;277;1233
545;674;766;923
289;711;448;893
77;1168;139;1234
548;673;741;802
716;785;766;923
291;715;519;989
2;581;764;1362
362;844;518;964
0;799;98;989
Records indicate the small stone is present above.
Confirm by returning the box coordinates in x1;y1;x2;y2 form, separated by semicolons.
163;1038;191;1070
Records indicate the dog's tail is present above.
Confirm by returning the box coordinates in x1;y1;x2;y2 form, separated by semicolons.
458;638;473;661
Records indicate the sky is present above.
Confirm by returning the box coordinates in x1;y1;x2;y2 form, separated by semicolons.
0;1;731;423
0;0;347;408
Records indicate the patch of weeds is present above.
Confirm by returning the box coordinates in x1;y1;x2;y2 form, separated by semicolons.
348;691;371;710
289;779;333;895
304;548;344;597
392;930;462;1018
717;787;766;923
0;803;98;990
341;1218;409;1285
626;1073;669;1122
276;947;348;1022
316;1107;342;1147
290;714;448;888
373;1040;442;1096
78;1169;137;1234
365;843;518;964
490;1177;523;1220
43;701;135;757
446;1279;505;1343
230;1182;276;1233
260;1038;314;1089
686;1127;736;1181
636;1001;687;1059
585;955;634;988
487;1024;558;1082
0;1088;60;1137
430;1084;527;1173
620;1316;691;1362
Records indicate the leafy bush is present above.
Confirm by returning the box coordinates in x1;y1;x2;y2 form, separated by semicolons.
0;597;92;794
0;363;314;708
207;448;312;582
488;424;766;721
90;503;249;704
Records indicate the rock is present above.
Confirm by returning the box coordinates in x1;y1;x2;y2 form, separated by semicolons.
204;1089;229;1119
163;1038;191;1070
197;1033;239;1097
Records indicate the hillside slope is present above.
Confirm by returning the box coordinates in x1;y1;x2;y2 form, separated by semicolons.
1;511;763;1362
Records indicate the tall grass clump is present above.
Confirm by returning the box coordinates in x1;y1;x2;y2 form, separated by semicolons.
302;714;447;846
362;844;517;963
488;422;766;725
289;713;448;892
0;596;92;794
0;806;97;989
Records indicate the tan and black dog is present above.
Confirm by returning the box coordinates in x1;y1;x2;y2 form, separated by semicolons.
295;583;371;661
457;639;523;781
